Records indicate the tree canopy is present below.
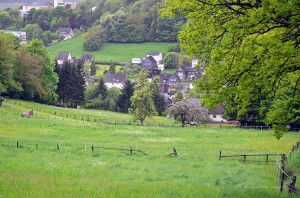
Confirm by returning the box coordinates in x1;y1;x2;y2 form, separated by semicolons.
161;0;300;135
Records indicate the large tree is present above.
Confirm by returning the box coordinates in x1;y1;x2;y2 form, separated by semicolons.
168;99;210;127
0;33;21;95
161;0;300;135
130;70;158;124
25;39;58;104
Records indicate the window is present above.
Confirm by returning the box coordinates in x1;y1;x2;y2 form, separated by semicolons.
213;115;217;118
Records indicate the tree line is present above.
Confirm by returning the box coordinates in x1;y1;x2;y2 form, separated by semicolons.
0;0;185;48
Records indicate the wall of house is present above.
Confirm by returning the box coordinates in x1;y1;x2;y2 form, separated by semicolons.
105;83;123;89
209;114;227;123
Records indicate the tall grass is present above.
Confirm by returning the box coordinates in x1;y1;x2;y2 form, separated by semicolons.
0;101;299;197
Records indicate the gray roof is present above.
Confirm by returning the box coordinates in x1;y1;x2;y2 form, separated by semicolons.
57;52;71;61
147;51;161;56
208;106;225;115
159;73;172;81
104;73;126;84
147;69;161;79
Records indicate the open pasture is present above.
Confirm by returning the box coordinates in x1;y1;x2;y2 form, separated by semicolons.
0;101;299;197
47;34;177;63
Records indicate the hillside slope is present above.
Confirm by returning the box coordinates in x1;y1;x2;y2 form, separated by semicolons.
47;34;177;63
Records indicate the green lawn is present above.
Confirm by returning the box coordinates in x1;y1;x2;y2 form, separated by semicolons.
47;34;178;63
0;100;300;197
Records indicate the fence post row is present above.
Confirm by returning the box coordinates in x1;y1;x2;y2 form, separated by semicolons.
280;154;286;192
288;176;297;193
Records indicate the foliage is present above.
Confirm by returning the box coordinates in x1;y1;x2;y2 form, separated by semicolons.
0;33;21;95
168;100;210;127
173;91;183;103
161;0;300;133
164;52;179;69
25;39;58;104
107;87;121;111
116;80;134;113
130;70;158;124
21;24;43;41
108;60;116;73
55;60;86;107
83;25;106;51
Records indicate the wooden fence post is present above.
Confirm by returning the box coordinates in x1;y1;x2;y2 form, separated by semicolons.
219;151;222;160
280;155;286;192
173;147;177;157
92;145;94;152
130;147;132;155
17;141;19;148
243;155;246;162
266;154;269;163
57;144;60;150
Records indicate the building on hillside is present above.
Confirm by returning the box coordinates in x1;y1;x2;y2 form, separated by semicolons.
132;58;142;64
104;73;127;89
58;27;75;40
54;0;77;9
3;30;27;45
208;106;228;123
147;69;161;82
141;56;158;70
56;52;72;65
147;52;164;70
81;54;94;66
19;1;53;18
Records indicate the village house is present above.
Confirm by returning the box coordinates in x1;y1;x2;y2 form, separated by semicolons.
208;106;228;123
56;52;72;65
147;69;161;82
81;54;94;66
58;27;75;40
141;56;158;70
104;73;127;89
147;52;164;70
159;73;181;88
19;1;53;18
131;58;142;64
3;31;27;45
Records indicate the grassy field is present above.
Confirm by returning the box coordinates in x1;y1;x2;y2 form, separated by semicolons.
47;34;178;63
0;100;300;197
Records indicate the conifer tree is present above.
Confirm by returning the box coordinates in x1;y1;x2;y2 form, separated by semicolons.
116;80;134;113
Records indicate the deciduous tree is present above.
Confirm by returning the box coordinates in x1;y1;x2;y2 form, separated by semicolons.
161;0;300;136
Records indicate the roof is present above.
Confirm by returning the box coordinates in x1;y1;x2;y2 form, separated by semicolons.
159;73;172;81
59;28;73;35
57;52;71;61
141;56;157;70
208;106;225;115
81;54;94;62
104;73;126;84
185;98;201;107
147;52;161;56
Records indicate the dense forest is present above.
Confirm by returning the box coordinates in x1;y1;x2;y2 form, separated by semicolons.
0;0;185;48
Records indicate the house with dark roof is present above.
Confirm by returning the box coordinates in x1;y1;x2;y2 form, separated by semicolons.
147;52;164;70
141;56;158;70
208;106;228;123
56;52;72;65
58;27;74;40
159;73;181;88
104;73;127;89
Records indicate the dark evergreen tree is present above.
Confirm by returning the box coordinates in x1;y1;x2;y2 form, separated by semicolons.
116;80;134;113
153;93;166;116
56;61;73;106
94;78;107;100
90;61;96;76
73;59;86;106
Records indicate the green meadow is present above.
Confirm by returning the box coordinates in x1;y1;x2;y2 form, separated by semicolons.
0;99;300;197
47;34;177;63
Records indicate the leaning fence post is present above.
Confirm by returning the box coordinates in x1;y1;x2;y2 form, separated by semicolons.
219;151;222;160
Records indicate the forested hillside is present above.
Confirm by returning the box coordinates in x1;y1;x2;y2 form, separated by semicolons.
0;0;185;48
